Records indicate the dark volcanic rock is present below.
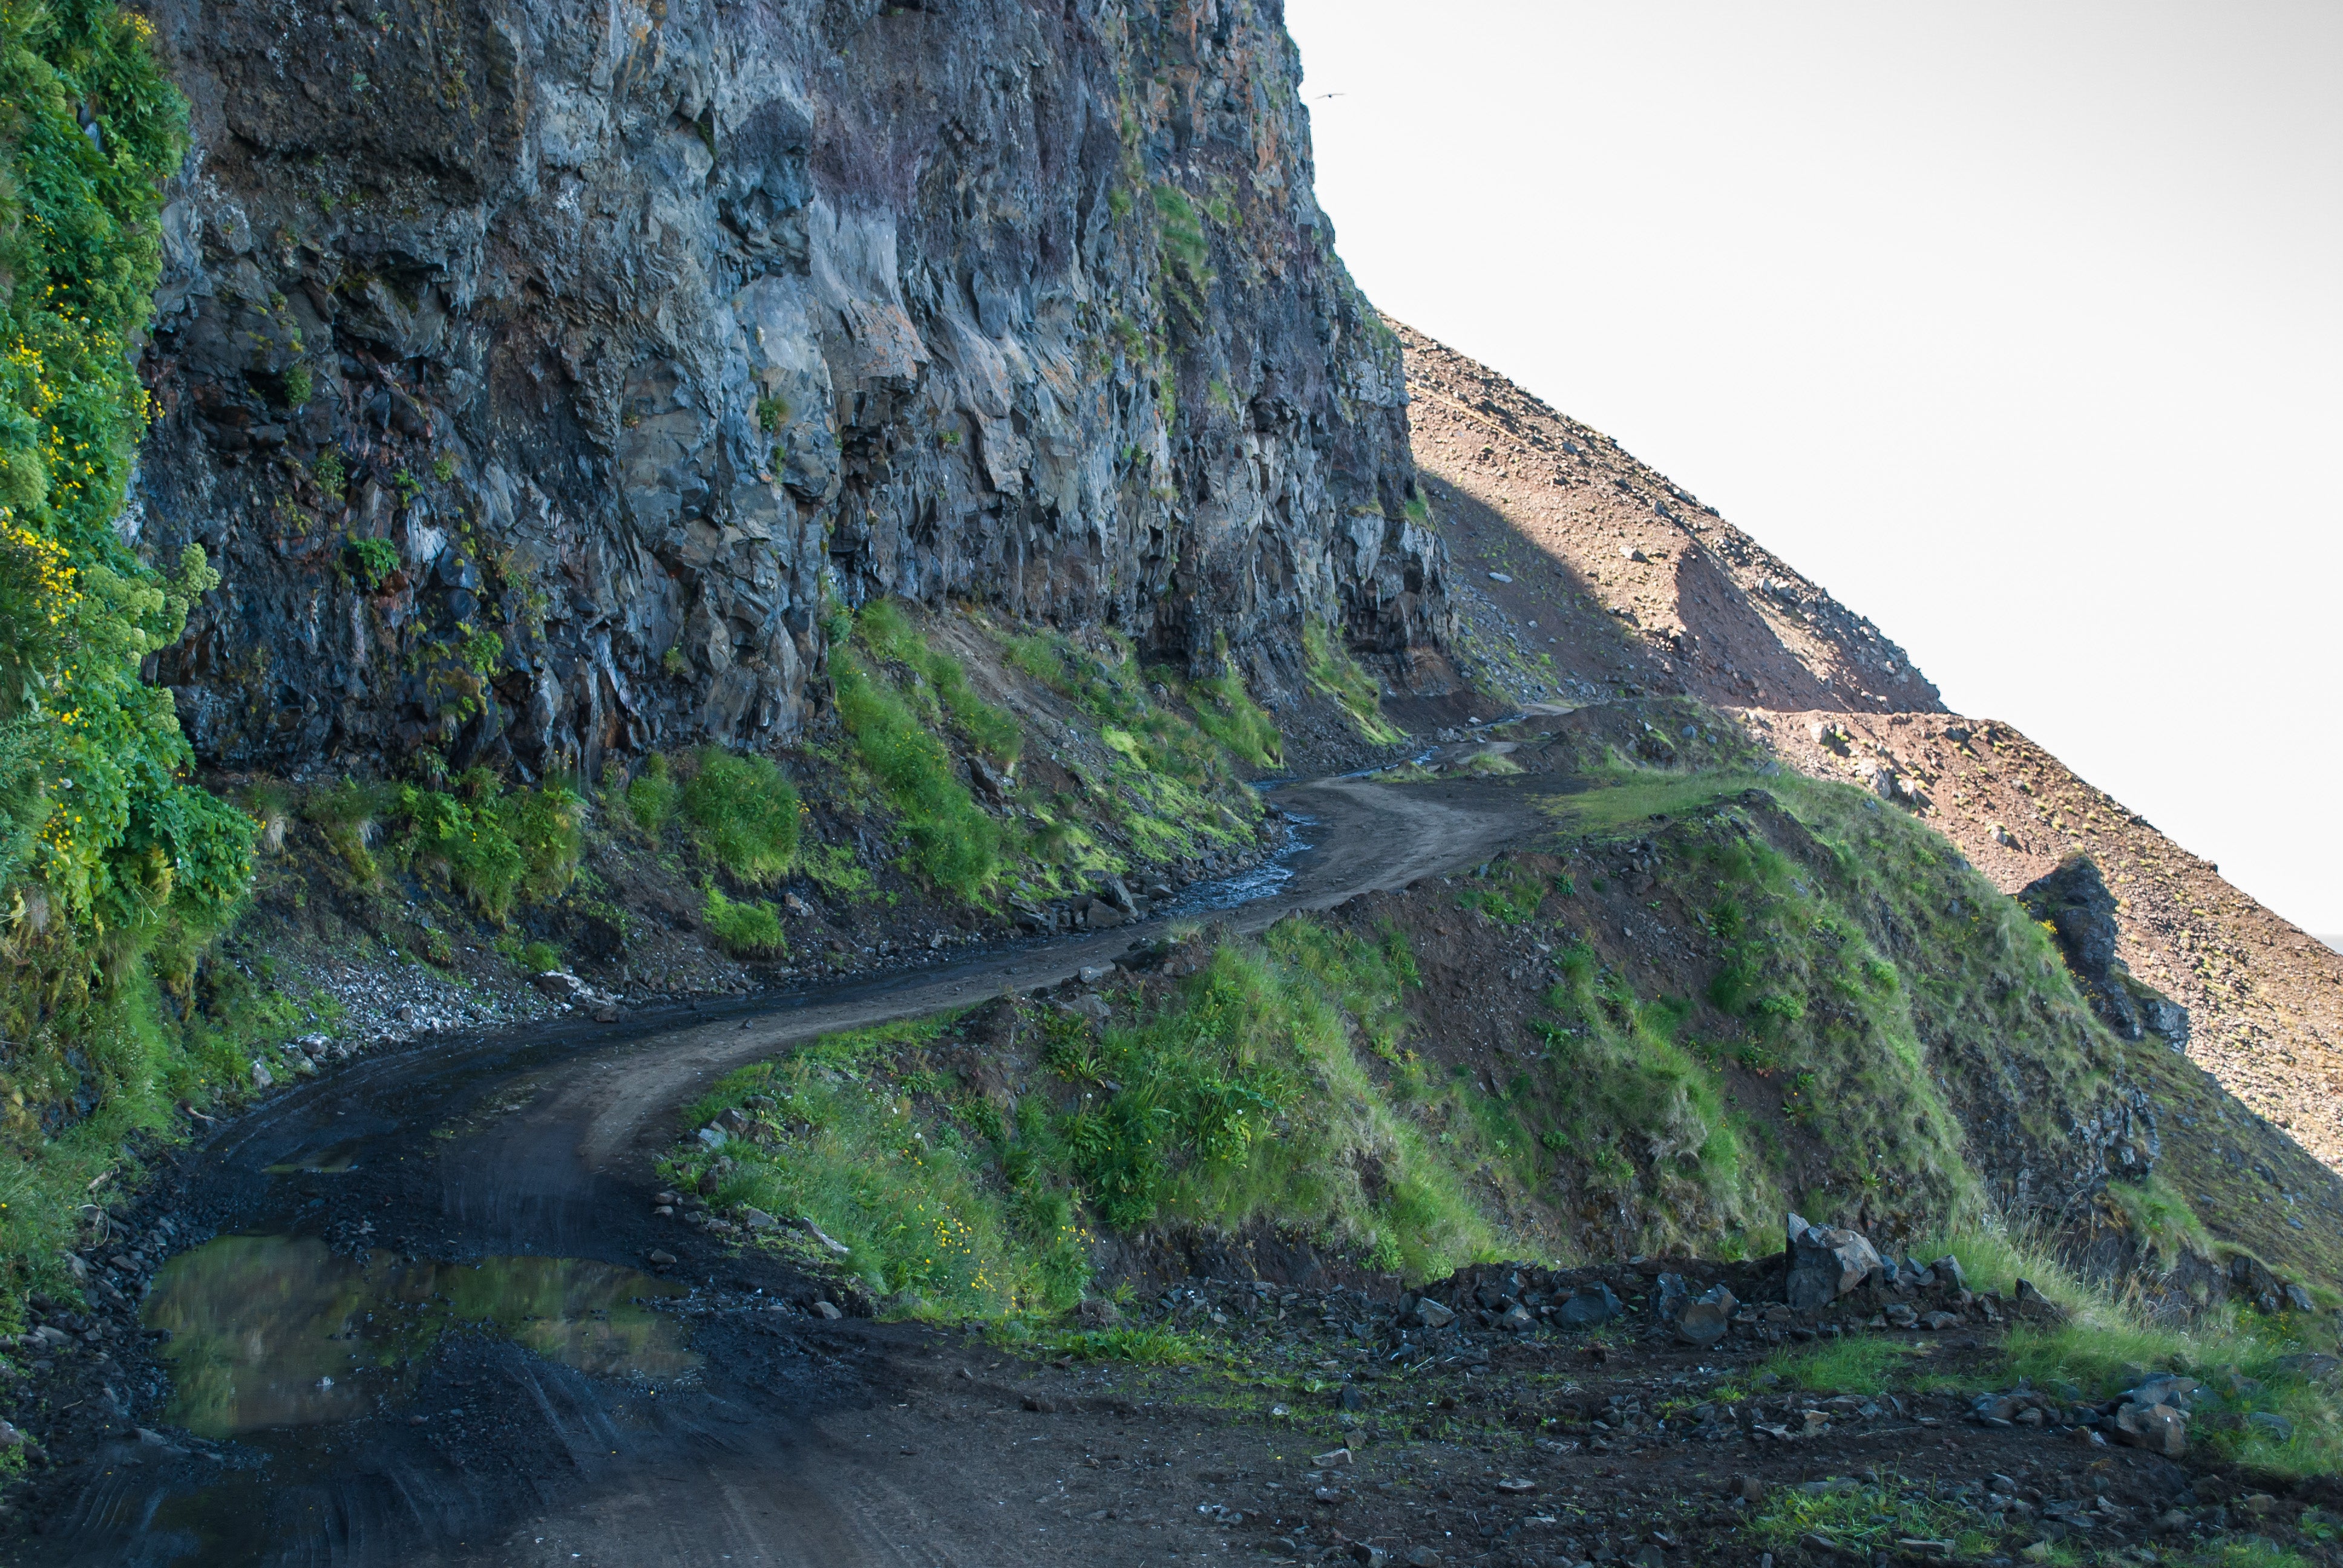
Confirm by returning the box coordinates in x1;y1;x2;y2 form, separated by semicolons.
2018;855;2190;1049
135;0;1452;780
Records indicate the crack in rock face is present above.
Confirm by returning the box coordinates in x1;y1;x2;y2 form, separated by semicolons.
136;0;1450;780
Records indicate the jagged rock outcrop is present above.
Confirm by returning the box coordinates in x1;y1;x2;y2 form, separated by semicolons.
2020;855;2191;1050
133;0;1447;782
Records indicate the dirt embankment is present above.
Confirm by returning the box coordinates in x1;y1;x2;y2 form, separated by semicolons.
1752;708;2343;1186
1395;321;1942;716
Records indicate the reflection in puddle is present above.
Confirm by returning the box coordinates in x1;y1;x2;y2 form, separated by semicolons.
143;1235;698;1436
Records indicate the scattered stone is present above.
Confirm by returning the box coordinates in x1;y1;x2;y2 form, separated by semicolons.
1412;1298;1455;1330
739;1207;778;1231
1495;1477;1536;1494
646;1249;678;1267
1487;572;1513;583
1927;1255;1966;1291
2246;1411;2295;1442
1403;1549;1443;1568
1312;1447;1352;1467
812;1300;844;1321
1076;1298;1122;1328
249;1060;274;1091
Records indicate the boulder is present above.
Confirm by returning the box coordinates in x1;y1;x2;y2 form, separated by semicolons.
1677;1286;1737;1347
1785;1214;1883;1312
2112;1400;2187;1457
2016;856;2191;1044
1554;1282;1624;1328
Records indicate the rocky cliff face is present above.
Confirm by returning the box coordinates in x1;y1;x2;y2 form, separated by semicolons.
134;0;1445;782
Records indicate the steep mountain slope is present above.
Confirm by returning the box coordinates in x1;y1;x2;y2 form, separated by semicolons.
1396;326;2343;1196
1397;321;1939;714
133;0;1451;785
1757;708;2343;1178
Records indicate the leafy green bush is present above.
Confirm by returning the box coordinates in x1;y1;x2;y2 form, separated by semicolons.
680;749;800;884
703;888;785;957
389;776;582;923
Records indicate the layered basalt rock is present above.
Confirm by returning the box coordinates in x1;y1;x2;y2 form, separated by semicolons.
134;0;1447;781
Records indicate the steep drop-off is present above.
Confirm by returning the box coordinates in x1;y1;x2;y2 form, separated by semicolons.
135;0;1451;784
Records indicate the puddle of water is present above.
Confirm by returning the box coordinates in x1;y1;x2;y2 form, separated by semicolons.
143;1235;698;1436
1162;810;1319;916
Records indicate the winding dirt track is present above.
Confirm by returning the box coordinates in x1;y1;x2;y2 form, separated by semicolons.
42;779;1535;1567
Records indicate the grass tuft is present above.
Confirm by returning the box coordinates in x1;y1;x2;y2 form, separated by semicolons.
680;750;801;885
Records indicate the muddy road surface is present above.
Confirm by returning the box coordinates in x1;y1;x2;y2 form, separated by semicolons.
24;779;1537;1567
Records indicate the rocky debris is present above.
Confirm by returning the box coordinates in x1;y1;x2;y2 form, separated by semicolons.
531;970;619;1011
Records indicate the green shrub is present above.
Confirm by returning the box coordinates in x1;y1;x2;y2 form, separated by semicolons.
344;536;398;589
680;749;801;884
389;778;582;923
623;753;681;835
703;888;786;957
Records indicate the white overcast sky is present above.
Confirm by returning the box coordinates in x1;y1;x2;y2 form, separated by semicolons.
1284;0;2343;933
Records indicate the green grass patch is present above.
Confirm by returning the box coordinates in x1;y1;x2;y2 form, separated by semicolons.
1187;665;1282;769
680;749;801;885
673;1043;1087;1318
622;753;681;836
1000;628;1264;880
1302;620;1405;745
702;889;786;958
855;598;1021;764
834;644;1000;900
1758;1335;1922;1394
665;920;1510;1316
1751;1474;1998;1560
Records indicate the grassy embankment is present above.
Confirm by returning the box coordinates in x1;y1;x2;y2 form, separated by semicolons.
657;742;2343;1473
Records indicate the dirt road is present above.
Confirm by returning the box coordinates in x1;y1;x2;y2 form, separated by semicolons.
28;778;1538;1567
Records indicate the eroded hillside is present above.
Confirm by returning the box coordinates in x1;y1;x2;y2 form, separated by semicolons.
1395;321;1939;715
